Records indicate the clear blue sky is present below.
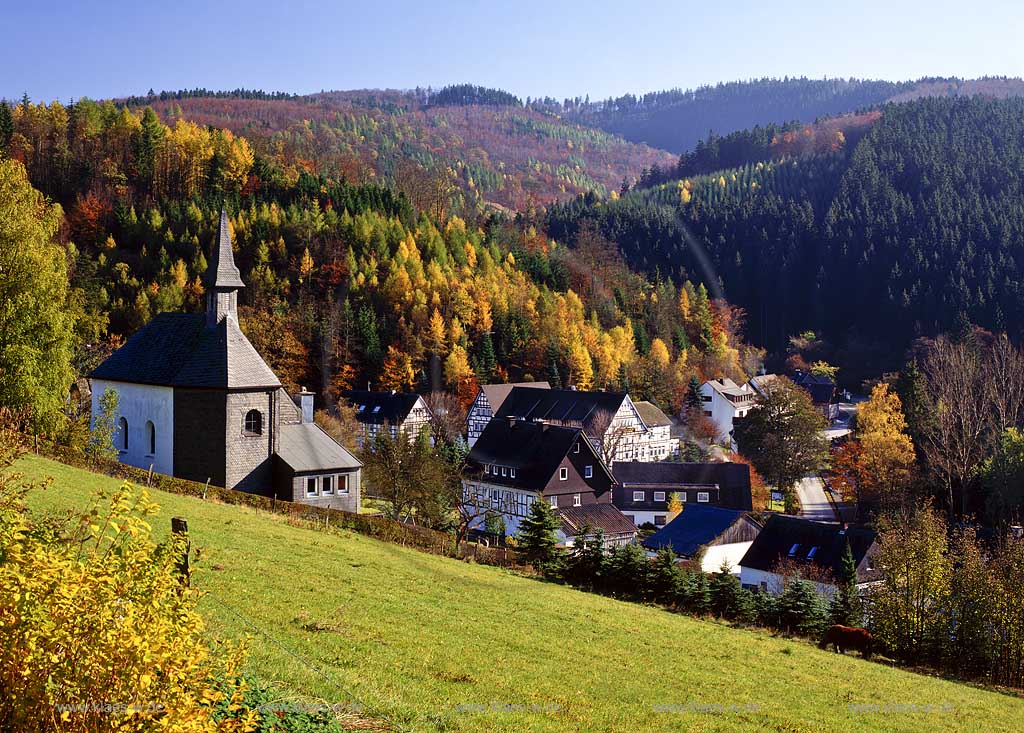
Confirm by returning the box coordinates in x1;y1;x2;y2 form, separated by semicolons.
3;0;1022;103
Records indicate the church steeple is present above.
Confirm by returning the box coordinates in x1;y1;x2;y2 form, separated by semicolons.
204;207;245;327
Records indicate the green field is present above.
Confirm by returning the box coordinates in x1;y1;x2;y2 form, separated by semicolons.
16;454;1024;732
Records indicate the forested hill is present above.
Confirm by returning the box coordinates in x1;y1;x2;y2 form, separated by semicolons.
124;87;676;211
560;76;1024;154
547;95;1024;381
0;98;757;422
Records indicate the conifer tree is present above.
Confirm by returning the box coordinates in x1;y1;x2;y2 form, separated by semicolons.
829;540;862;627
518;499;562;577
86;388;119;463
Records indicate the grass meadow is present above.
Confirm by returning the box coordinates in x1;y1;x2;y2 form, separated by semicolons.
17;454;1024;732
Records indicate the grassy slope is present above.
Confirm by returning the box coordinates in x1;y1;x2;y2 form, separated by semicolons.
18;454;1021;733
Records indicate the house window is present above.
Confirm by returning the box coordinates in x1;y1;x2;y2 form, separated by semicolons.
584;465;593;479
703;410;712;417
807;546;818;559
573;494;581;507
243;409;262;436
501;466;507;477
559;467;568;481
654;491;666;502
146;421;156;455
550;496;558;508
119;417;128;451
788;543;800;557
701;395;712;402
697;491;710;503
322;475;334;495
655;515;667;526
510;467;516;478
305;477;318;497
340;474;350;493
574;442;580;453
484;464;490;474
632;490;645;502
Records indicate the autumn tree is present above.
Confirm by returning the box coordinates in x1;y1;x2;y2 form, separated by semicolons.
733;376;828;496
379;345;416;392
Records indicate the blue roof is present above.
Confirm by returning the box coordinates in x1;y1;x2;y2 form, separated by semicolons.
642;504;751;557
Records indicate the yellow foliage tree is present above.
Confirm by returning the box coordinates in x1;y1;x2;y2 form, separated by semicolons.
0;432;254;731
379;345;416;392
856;383;917;501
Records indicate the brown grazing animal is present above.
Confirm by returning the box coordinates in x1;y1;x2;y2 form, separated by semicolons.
819;624;874;658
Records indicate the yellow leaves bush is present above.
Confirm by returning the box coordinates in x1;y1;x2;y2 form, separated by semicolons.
0;431;254;732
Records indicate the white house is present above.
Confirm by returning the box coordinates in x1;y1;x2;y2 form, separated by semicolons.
699;378;758;446
642;504;762;574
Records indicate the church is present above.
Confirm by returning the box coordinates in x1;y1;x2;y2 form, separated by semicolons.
90;209;361;511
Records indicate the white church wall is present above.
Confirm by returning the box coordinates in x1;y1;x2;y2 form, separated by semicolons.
91;379;174;476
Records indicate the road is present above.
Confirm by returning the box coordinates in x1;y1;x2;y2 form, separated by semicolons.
795;476;837;522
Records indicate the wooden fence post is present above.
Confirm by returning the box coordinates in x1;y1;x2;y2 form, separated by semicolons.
147;464;154;487
203;479;209;501
171;517;190;587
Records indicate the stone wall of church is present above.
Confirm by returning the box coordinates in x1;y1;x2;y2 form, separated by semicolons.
173;389;227;487
225;389;275;493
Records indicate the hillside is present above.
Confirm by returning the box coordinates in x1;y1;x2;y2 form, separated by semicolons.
2;98;745;416
133;89;677;210
548;95;1024;381
18;454;1024;732
560;76;1024;154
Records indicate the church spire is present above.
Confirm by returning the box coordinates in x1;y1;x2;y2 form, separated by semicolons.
204;207;245;326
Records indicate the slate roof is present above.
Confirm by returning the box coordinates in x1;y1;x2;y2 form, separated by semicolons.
748;374;780;398
467;418;610;489
739;514;877;577
634;400;671;428
705;378;750;397
792;371;837;405
479;382;549;412
556;503;638;538
642;504;756;557
276;423;361;473
613;462;753;511
90;313;281;389
494;387;627;435
340;390;427;425
204;208;245;289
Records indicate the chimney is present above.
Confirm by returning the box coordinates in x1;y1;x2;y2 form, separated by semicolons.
294;387;314;424
506;415;517;429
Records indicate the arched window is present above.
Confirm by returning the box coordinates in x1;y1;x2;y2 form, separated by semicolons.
243;409;262;436
119;417;128;451
146;421;156;455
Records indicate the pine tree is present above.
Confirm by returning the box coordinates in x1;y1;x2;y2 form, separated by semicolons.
475;332;496;382
649;547;681;604
686;375;703;411
777;579;829;637
617;362;630;393
564;523;605;590
829;540;862;627
518;500;562;577
0;102;12;153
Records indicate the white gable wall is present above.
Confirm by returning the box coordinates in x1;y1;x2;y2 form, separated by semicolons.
702;541;753;575
91;379;174;476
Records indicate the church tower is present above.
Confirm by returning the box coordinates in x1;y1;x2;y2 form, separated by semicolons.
204;208;246;327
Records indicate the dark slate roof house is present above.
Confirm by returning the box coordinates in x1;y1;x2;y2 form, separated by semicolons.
340;389;432;448
642;504;761;558
494;387;626;434
739;515;878;592
90;208;360;511
463;417;616;535
613;461;754;518
466;381;550;447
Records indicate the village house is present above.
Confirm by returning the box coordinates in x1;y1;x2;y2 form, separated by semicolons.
462;416;616;535
340;389;432;449
612;461;753;527
90;209;361;511
738;515;878;596
494;386;672;464
791;371;840;420
466;381;549;447
632;400;678;459
698;378;758;446
554;503;638;550
642;504;762;574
